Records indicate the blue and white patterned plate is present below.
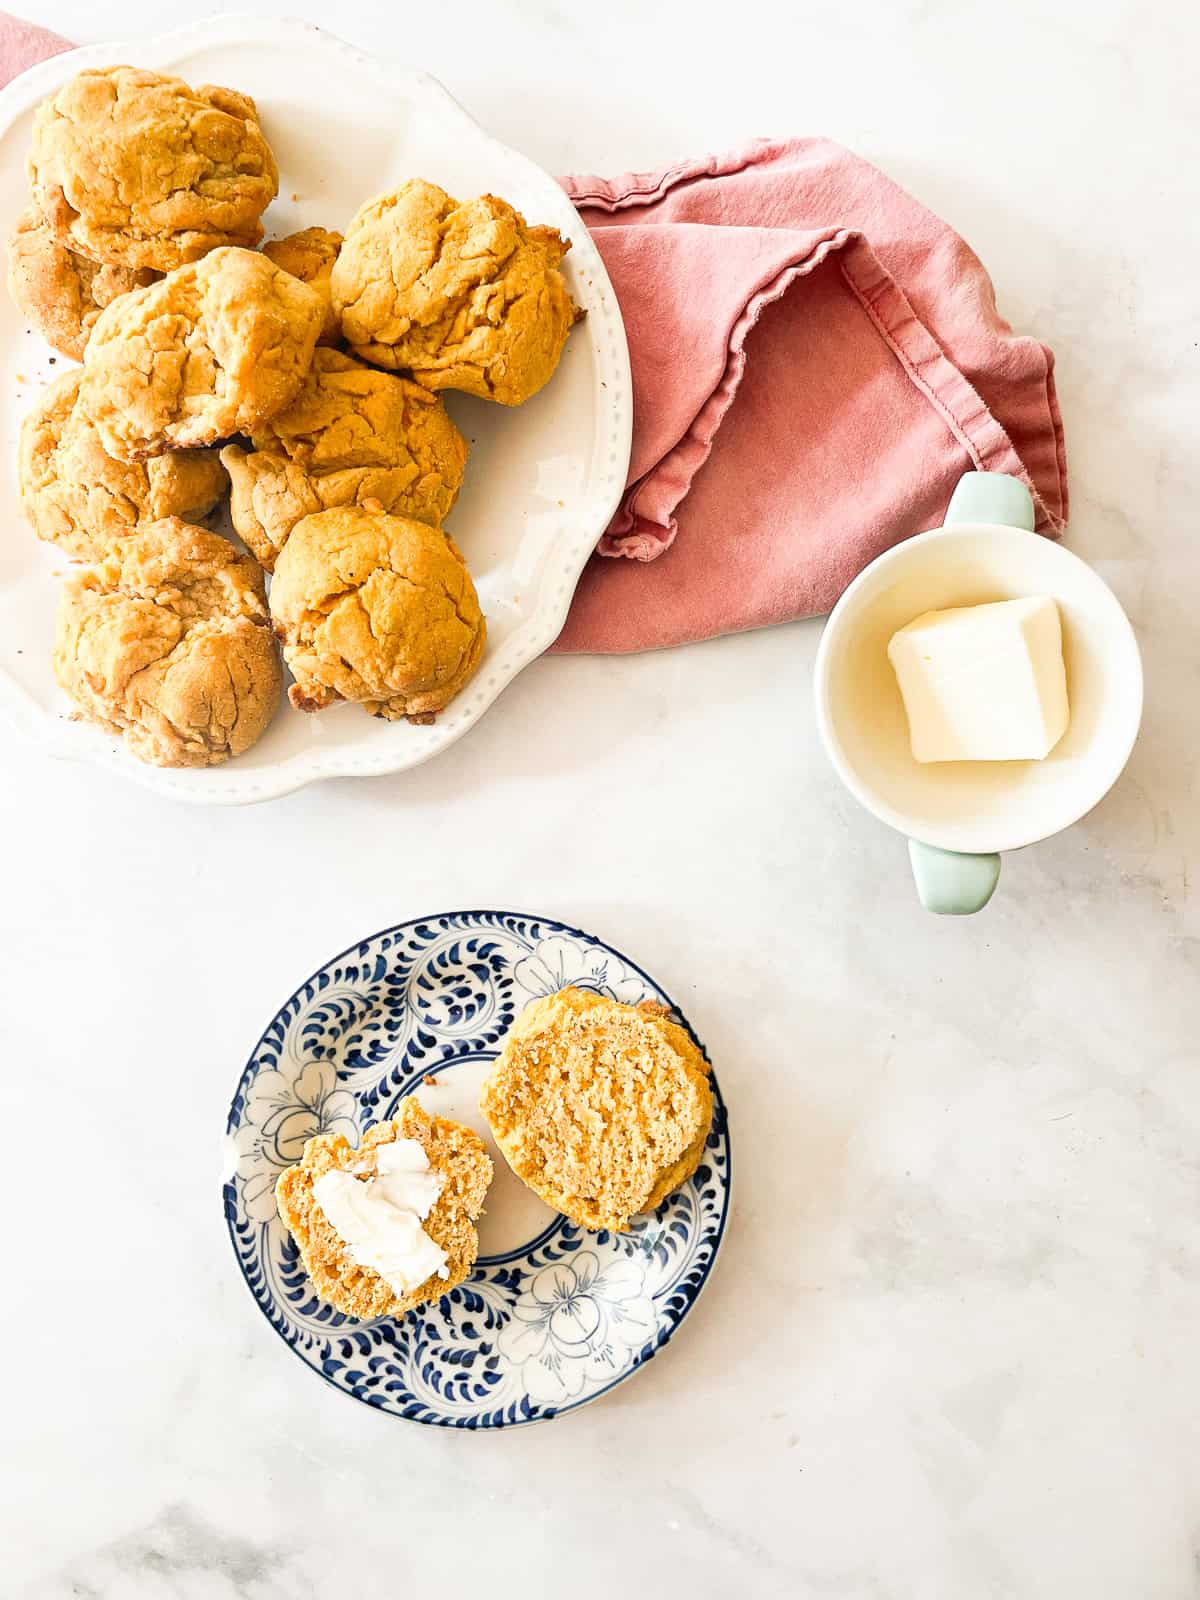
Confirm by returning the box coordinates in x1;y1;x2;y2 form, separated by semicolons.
224;911;731;1427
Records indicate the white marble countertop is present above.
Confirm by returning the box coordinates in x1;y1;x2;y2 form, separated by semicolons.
5;1;1198;1595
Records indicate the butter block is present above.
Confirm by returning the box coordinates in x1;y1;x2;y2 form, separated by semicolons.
887;596;1069;763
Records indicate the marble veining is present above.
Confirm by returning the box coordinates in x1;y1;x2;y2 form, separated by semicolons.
3;0;1198;1596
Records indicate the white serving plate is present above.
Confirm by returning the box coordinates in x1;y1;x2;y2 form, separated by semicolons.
0;16;632;804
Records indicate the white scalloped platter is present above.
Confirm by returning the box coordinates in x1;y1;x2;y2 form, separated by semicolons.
0;17;632;804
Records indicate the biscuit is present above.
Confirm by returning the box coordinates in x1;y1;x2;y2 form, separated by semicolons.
275;1097;493;1320
220;348;468;571
80;247;324;461
331;180;578;405
29;66;277;271
6;204;157;360
53;517;281;767
20;369;227;562
263;227;343;345
480;988;714;1233
269;505;486;721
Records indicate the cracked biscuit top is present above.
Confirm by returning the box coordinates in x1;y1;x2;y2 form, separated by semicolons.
29;66;278;271
53;518;280;769
21;368;227;563
79;246;324;461
269;504;486;722
263;227;343;345
6;204;157;361
220;348;468;571
331;180;579;405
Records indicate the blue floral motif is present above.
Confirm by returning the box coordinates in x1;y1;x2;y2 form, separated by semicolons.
224;911;731;1427
512;933;645;1004
232;1059;358;1222
498;1249;656;1404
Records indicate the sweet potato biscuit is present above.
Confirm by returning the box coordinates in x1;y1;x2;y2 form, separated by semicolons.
29;66;277;271
275;1098;493;1320
220;348;467;571
20;369;227;562
263;227;343;345
331;180;579;405
269;505;486;721
80;247;324;461
480;988;714;1233
53;517;280;768
6;204;157;360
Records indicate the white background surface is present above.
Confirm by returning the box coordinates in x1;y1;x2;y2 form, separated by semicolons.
4;2;1198;1596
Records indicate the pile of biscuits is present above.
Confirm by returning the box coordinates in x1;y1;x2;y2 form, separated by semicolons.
8;65;581;768
277;987;715;1320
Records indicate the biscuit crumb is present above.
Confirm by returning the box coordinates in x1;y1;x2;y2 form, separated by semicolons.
480;987;713;1233
423;1073;437;1087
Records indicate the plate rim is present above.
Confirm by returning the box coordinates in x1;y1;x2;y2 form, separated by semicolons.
223;907;732;1428
0;15;633;806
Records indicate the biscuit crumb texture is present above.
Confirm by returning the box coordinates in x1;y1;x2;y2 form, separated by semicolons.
53;517;281;767
220;349;467;571
480;987;714;1232
6;204;157;361
275;1098;493;1320
269;505;486;720
263;227;343;345
80;247;324;460
29;67;278;271
332;180;577;405
21;369;227;562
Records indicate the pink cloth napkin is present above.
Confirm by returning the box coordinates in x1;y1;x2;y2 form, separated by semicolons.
1;16;1066;657
0;11;67;74
554;141;1066;651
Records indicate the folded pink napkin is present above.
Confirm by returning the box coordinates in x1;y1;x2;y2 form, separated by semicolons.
554;141;1066;651
1;16;1066;657
0;12;66;74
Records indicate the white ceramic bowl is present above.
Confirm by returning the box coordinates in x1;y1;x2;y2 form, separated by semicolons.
814;477;1142;908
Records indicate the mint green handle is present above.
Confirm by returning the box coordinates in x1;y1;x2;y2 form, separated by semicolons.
903;470;1031;914
944;470;1035;531
908;840;1000;914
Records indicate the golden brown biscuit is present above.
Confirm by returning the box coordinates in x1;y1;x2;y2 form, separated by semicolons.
6;205;157;360
331;180;579;405
480;988;714;1233
20;369;227;562
53;517;280;768
220;348;467;571
275;1098;493;1320
29;66;277;271
263;227;343;345
80;247;324;462
269;505;486;721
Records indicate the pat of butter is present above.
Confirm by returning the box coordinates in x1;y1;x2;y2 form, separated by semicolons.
313;1137;448;1295
887;596;1069;763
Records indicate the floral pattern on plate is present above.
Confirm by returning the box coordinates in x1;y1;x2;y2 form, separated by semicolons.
224;910;731;1427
